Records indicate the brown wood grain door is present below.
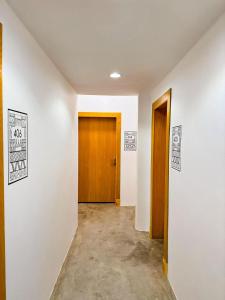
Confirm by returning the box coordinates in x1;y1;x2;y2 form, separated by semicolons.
0;23;6;300
152;105;167;238
150;89;171;275
78;117;117;203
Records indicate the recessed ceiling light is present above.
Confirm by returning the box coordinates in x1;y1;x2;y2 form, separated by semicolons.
110;72;121;79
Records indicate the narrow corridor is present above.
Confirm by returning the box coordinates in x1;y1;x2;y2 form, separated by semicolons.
51;204;175;300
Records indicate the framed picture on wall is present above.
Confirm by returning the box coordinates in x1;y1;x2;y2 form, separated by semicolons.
171;125;182;172
8;109;28;184
124;131;137;151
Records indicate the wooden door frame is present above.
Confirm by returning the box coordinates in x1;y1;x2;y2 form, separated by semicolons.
78;112;121;206
0;23;6;300
150;89;171;276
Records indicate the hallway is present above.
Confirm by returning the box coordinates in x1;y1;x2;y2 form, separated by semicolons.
51;204;175;300
1;1;225;299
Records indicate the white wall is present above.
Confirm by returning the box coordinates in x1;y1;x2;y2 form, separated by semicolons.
137;13;225;300
0;1;78;299
78;95;138;206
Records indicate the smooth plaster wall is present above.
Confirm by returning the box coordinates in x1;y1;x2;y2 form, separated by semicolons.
77;95;138;206
0;1;78;299
137;13;225;300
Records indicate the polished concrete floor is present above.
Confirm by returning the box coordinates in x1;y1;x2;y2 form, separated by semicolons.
51;204;175;300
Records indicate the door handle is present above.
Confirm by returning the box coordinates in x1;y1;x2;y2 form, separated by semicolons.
113;158;117;166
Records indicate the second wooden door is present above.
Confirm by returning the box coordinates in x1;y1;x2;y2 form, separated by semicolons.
78;117;117;203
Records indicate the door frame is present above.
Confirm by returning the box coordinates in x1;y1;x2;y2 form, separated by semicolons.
78;112;121;206
0;23;6;300
150;89;171;275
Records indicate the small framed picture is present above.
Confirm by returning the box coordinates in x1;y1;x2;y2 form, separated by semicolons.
171;125;182;172
124;131;137;151
8;109;28;184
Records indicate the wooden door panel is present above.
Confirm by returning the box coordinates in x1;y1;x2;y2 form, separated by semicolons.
78;117;116;203
0;23;6;300
151;89;171;275
152;107;167;238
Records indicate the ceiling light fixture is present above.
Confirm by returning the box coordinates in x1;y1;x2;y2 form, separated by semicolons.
110;72;121;79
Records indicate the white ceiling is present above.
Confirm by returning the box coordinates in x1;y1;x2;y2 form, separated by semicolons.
7;0;225;95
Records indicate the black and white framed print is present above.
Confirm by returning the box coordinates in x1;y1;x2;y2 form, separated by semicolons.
8;109;28;184
124;131;137;151
171;125;182;172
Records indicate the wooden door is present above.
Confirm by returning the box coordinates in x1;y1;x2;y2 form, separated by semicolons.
78;117;117;203
0;23;6;300
152;105;167;239
150;89;171;275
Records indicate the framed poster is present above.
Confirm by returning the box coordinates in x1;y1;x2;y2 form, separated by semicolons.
124;131;137;151
8;109;28;184
171;125;182;171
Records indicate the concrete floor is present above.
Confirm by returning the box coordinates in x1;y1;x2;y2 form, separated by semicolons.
51;204;175;300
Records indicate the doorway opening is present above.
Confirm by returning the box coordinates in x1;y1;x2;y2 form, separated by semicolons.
150;89;171;275
0;23;6;300
78;112;121;206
